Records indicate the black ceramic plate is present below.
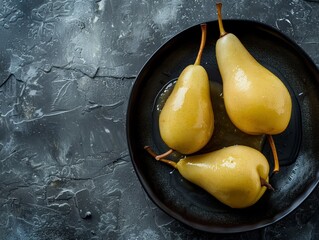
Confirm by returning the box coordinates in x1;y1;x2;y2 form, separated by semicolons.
126;20;319;233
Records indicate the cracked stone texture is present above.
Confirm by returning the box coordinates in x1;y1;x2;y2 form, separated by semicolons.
0;0;318;239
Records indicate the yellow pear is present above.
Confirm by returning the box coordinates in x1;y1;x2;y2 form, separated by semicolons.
145;145;272;208
159;24;214;155
215;3;292;136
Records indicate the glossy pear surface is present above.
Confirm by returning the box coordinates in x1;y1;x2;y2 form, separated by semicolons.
216;33;292;135
159;65;214;154
177;145;269;208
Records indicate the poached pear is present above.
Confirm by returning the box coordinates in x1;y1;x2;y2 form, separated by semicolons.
158;24;214;156
215;3;292;172
145;145;272;208
215;3;292;135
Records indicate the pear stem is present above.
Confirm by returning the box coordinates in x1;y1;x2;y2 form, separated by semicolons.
144;146;178;169
194;23;207;65
155;149;174;160
260;177;275;191
216;3;227;38
267;135;280;173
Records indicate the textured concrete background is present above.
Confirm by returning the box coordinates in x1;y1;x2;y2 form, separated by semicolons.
0;0;318;239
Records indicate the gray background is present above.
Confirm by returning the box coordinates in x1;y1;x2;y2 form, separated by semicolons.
0;0;318;239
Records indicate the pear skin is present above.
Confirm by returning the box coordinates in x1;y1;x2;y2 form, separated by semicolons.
159;64;214;154
216;33;292;135
159;24;214;155
145;145;271;208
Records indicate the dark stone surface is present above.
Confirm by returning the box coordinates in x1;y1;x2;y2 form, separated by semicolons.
0;0;318;239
